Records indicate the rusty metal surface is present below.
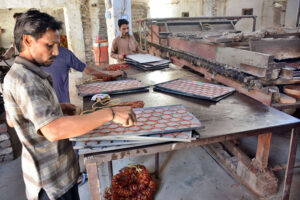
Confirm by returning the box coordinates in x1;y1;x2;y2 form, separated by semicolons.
140;16;257;23
169;37;217;60
83;69;300;140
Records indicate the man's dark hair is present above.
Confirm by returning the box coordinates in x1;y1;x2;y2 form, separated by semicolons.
14;9;62;52
13;12;23;20
118;19;129;28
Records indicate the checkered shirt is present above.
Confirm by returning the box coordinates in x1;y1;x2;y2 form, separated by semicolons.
3;56;79;200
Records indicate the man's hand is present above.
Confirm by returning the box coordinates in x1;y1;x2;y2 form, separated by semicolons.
60;103;77;116
117;54;125;61
110;106;137;127
109;70;125;78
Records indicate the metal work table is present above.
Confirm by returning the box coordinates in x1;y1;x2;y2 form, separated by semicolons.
82;67;299;200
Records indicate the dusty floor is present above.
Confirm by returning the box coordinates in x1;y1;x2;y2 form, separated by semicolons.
0;72;299;200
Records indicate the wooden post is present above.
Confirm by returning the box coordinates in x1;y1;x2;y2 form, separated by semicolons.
86;162;101;200
282;128;299;200
254;133;272;170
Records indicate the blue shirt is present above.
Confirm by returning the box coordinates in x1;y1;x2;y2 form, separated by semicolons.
41;46;86;103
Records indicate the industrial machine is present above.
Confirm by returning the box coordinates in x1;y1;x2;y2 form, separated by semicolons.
139;16;300;109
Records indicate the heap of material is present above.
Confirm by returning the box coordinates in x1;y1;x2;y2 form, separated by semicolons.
104;165;156;200
125;54;171;71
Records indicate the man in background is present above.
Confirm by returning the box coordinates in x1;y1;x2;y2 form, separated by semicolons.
41;46;123;104
110;19;145;63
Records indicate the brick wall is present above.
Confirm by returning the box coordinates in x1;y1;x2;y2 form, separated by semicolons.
80;0;95;66
98;1;108;40
132;4;148;33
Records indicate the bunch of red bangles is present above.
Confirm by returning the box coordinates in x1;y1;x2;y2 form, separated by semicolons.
104;165;156;200
103;64;131;71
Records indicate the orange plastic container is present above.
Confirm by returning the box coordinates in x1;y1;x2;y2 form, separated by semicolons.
93;40;109;65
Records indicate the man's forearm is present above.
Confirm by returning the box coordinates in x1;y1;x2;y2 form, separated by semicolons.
84;66;110;78
40;107;113;142
110;52;120;60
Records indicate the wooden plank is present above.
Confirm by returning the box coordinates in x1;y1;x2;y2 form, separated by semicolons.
280;68;295;80
254;133;272;170
250;39;300;60
86;162;101;200
215;46;273;72
282;128;299;200
222;141;257;173
271;162;300;171
272;101;300;110
271;78;300;85
240;63;267;78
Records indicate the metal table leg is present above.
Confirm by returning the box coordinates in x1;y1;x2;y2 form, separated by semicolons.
282;128;299;200
155;153;159;179
108;161;113;181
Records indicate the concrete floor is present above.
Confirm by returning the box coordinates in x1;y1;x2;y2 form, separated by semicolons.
0;72;299;200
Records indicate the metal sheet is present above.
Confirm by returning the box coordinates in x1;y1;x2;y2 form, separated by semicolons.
72;131;195;143
78;141;163;155
126;53;163;63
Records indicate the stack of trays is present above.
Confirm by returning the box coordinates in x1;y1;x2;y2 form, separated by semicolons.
125;54;171;71
72;131;200;154
71;104;203;154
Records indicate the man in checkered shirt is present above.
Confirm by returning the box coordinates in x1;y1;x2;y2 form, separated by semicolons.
3;9;137;200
